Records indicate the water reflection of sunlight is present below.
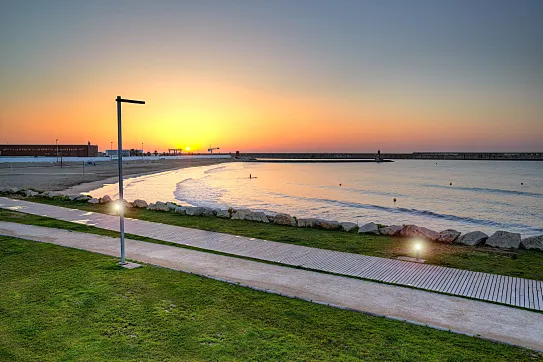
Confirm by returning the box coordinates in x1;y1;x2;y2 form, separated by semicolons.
84;161;543;237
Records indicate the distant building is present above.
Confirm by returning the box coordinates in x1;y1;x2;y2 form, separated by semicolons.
0;144;98;157
106;149;132;157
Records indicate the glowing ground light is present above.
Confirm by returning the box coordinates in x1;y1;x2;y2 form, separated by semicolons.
113;202;122;213
414;241;422;259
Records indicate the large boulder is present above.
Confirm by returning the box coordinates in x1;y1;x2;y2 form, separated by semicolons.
166;202;177;211
231;209;269;222
174;206;187;215
438;229;461;243
520;235;543;251
88;198;100;204
185;206;202;216
185;206;213;216
456;231;488;246
340;222;358;232
358;222;380;235
315;219;341;230
119;199;133;208
400;225;439;241
100;195;113;204
297;218;318;228
215;209;231;219
7;187;19;194
41;191;62;199
148;201;169;212
75;195;91;202
202;207;215;216
249;211;269;223
67;194;90;201
379;225;402;236
231;209;249;220
133;199;148;208
273;213;296;226
485;231;521;249
24;189;39;197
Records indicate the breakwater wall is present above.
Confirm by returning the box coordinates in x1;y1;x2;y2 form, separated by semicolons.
239;152;543;161
252;159;394;163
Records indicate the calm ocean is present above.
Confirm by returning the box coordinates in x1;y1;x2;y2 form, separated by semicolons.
88;160;543;237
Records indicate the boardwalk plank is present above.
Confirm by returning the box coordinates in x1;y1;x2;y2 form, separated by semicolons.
430;267;457;292
466;272;484;299
515;278;523;308
417;265;440;290
536;281;543;311
446;269;468;295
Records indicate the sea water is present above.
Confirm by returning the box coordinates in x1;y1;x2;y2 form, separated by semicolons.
88;160;543;237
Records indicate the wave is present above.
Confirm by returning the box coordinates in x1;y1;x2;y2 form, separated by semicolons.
317;184;405;198
204;165;227;174
270;193;543;234
423;184;543;198
173;176;227;208
285;182;405;198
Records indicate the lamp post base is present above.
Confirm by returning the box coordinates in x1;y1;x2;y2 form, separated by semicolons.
119;261;141;269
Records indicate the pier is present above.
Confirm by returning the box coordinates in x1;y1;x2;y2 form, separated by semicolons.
237;152;543;161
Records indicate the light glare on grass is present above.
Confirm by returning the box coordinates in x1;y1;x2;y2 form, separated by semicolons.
414;240;422;260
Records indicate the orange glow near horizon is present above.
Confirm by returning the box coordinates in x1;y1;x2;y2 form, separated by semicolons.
1;74;542;153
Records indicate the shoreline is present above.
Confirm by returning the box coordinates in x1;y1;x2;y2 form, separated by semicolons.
62;167;182;195
0;158;231;193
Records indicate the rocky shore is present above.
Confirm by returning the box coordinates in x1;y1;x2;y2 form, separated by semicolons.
1;186;542;252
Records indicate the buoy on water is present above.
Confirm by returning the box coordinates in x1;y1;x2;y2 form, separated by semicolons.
450;182;452;185
393;198;396;202
339;183;342;186
521;182;524;185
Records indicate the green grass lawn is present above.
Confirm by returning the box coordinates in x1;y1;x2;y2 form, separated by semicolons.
2;196;543;282
1;236;540;361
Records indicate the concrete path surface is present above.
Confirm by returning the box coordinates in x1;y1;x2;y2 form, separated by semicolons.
1;221;542;352
1;197;542;312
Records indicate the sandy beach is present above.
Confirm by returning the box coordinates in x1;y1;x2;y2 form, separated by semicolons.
0;158;230;193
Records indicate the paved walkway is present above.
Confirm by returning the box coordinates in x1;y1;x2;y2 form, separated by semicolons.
0;197;542;312
1;221;542;352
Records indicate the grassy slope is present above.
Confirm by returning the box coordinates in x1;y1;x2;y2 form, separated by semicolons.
2;196;543;281
1;236;540;361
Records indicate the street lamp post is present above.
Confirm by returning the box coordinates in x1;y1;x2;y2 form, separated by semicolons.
116;96;145;265
56;139;59;163
110;141;113;159
141;142;144;161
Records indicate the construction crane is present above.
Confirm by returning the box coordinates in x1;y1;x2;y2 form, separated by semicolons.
208;145;220;154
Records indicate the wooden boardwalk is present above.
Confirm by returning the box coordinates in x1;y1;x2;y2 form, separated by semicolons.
1;197;542;312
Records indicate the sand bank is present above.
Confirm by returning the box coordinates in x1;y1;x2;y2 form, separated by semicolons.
0;158;230;193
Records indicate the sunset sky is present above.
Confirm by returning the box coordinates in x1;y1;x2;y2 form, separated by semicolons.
1;0;542;153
